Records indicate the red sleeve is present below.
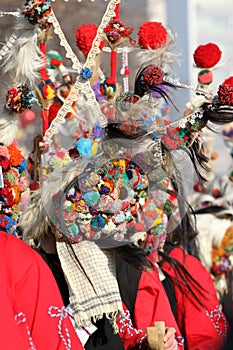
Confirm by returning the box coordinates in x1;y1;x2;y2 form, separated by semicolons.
117;267;184;350
1;234;83;350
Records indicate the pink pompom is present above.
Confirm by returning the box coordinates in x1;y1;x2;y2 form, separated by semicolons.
198;69;213;85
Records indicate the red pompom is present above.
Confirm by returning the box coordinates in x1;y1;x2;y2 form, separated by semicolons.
76;24;105;55
193;43;222;68
222;76;233;86
138;22;167;49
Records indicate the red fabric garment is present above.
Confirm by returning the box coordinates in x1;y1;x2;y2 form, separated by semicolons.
0;232;83;350
117;266;184;349
162;247;230;350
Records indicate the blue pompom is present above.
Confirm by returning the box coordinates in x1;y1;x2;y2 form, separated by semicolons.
19;159;27;172
80;67;93;80
75;137;92;157
91;215;105;231
83;191;100;206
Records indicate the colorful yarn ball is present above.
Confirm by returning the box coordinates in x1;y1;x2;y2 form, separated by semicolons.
116;92;138;111
193;43;222;68
198;69;213;85
37;79;56;100
23;0;52;27
138;22;167;49
76;24;105;55
75;137;93;157
46;50;63;70
6;85;36;114
80;67;93;80
114;212;126;224
100;78;116;97
211;152;218;160
92;124;105;139
218;84;233;106
148;168;168;183
143;65;164;86
97;195;114;212
91;215;105;231
118;119;139;135
0;214;16;235
83;191;100;207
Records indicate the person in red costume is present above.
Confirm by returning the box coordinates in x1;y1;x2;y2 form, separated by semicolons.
159;215;230;350
0;231;83;350
116;258;184;350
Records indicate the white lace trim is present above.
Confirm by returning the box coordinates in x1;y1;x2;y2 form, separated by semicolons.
0;31;18;61
44;1;120;143
48;11;82;71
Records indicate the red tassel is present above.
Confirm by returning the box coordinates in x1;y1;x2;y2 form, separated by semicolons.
41;109;49;135
40;42;49;80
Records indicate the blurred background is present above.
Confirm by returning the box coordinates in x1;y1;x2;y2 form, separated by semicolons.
0;0;233;177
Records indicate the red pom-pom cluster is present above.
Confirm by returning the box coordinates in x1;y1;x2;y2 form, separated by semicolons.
218;84;233;106
76;24;105;55
143;65;164;86
138;22;167;49
193;43;222;68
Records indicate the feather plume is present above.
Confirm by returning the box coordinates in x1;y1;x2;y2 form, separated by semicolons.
0;107;18;146
20;161;88;240
20;189;50;241
1;15;43;85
